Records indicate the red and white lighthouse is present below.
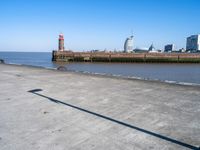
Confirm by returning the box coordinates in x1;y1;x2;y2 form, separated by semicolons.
58;33;64;51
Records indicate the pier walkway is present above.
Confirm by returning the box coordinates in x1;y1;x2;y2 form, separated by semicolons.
0;64;199;150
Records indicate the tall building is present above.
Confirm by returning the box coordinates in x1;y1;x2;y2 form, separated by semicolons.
164;44;175;52
124;36;133;53
58;33;65;51
186;34;200;52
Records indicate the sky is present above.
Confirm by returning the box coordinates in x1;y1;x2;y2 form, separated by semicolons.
0;0;200;52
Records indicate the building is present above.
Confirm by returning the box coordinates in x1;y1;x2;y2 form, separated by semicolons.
58;33;65;51
124;36;133;53
164;44;175;52
186;34;200;52
149;44;155;51
148;44;159;53
133;47;149;53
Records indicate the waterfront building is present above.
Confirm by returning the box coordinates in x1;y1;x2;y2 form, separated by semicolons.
124;36;133;53
58;33;65;51
180;48;186;53
186;34;200;52
133;47;149;53
148;44;159;53
164;44;175;52
149;44;155;51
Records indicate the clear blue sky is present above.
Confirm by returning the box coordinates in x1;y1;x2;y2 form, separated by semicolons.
0;0;199;52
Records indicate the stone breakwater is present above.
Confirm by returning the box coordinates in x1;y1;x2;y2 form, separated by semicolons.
0;64;200;150
52;51;200;63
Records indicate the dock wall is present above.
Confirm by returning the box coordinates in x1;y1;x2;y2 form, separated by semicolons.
52;51;200;63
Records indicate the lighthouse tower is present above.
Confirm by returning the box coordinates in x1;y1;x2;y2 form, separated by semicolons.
58;33;64;51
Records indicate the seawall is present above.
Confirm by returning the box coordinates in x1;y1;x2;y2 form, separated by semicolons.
52;51;200;63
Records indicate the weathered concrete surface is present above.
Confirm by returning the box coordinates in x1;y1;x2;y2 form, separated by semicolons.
0;64;199;150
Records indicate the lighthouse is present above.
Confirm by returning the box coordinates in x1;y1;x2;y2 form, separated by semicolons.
58;33;64;51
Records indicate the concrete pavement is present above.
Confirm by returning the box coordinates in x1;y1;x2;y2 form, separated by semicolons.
0;64;199;150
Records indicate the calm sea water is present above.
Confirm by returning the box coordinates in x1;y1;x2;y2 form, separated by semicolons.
1;52;200;85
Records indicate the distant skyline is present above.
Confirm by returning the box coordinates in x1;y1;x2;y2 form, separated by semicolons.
0;0;200;52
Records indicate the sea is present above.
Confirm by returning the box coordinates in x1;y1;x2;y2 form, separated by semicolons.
1;51;200;86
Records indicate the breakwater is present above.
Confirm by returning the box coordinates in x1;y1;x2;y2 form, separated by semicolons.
52;51;200;63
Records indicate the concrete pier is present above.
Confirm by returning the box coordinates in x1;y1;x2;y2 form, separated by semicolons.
0;64;200;150
52;51;200;63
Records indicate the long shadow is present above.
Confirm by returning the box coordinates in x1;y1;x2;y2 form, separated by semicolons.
28;89;199;150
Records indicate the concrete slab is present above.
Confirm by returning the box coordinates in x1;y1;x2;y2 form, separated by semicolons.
0;64;199;150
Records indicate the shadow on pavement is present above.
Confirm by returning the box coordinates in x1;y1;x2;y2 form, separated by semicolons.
28;89;199;150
